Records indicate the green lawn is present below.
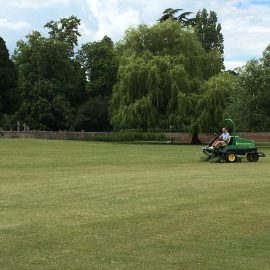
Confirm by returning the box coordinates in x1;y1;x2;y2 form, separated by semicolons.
0;139;270;270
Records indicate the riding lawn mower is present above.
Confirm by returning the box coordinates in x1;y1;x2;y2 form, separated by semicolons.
202;119;266;163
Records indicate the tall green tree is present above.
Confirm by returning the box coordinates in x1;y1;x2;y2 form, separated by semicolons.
76;36;118;131
158;8;224;55
44;16;81;55
0;37;18;128
78;36;117;97
194;9;224;54
110;21;224;141
158;8;181;21
174;73;234;143
14;17;86;131
158;8;195;27
229;44;270;131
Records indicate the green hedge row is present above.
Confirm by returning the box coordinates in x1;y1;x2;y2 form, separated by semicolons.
86;131;167;142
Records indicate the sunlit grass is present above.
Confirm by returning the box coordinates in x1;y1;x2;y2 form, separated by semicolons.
0;139;269;270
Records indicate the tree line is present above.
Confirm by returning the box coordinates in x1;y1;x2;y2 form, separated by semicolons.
0;8;269;142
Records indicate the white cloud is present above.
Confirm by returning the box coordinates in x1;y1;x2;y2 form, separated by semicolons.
224;60;247;70
78;22;95;43
7;0;71;9
219;2;270;59
248;26;270;34
85;0;140;41
0;18;31;30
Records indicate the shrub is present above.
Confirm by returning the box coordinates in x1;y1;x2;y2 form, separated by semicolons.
87;131;167;142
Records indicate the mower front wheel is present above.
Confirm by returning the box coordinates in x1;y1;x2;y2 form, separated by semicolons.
226;152;237;163
247;152;259;162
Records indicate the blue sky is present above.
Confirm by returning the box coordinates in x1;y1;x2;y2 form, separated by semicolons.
0;0;270;70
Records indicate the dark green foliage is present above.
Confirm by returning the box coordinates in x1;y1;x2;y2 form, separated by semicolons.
0;37;13;110
78;36;117;97
0;37;19;129
76;36;118;131
158;8;195;27
45;16;81;55
15;79;74;130
194;9;224;54
158;8;224;57
229;44;270;131
158;8;183;22
76;96;111;131
85;131;167;142
13;18;86;131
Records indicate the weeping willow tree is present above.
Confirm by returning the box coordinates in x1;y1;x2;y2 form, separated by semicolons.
177;73;236;143
110;21;225;141
198;73;235;131
110;53;191;129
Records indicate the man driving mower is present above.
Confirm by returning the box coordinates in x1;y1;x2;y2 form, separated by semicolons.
211;127;230;149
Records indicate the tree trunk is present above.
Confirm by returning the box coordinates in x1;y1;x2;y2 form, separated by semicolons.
191;130;201;144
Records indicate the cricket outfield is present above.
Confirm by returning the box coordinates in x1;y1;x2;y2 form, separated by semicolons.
0;139;269;270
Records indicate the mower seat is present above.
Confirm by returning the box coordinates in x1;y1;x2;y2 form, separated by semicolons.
228;136;233;145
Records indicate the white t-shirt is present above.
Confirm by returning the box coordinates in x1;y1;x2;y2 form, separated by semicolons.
221;132;230;141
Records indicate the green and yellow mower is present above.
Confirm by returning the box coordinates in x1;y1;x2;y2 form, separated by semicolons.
202;119;266;163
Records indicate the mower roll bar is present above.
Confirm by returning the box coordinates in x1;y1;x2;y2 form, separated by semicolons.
225;119;236;139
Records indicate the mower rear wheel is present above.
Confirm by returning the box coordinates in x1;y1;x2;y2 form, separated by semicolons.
247;152;259;162
226;152;237;163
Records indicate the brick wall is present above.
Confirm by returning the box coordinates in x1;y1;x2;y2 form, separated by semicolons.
0;131;111;140
164;132;270;143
